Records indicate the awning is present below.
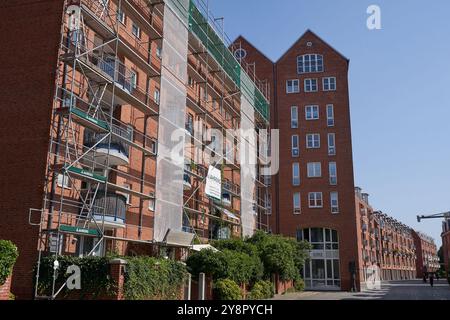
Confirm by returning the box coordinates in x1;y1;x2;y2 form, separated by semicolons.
223;209;239;221
191;244;219;252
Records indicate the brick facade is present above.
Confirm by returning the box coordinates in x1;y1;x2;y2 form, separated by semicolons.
232;30;360;291
0;0;65;299
0;276;12;300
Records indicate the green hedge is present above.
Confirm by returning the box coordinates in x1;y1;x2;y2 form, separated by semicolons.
213;279;242;300
0;240;18;285
248;280;274;300
123;256;187;300
36;256;115;298
186;248;263;285
248;231;311;281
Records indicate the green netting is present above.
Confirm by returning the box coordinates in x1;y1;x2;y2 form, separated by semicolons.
187;0;269;122
188;1;241;86
166;0;190;24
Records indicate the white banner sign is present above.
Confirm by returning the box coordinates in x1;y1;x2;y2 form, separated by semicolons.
205;166;221;201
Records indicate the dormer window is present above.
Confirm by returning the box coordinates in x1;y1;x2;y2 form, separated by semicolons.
297;54;323;74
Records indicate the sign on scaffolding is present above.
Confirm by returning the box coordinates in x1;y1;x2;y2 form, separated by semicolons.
205;165;221;201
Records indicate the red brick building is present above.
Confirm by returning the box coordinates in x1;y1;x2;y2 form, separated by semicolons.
441;219;450;274
232;30;361;291
0;0;270;299
412;230;440;277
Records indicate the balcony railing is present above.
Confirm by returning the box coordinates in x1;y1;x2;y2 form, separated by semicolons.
89;191;127;224
84;124;132;159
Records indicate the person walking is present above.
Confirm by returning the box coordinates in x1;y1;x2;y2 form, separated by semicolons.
429;273;434;287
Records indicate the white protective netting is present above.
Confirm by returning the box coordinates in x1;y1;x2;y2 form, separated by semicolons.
240;73;258;238
153;0;190;242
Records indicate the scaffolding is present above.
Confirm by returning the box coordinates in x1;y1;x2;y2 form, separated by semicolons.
29;0;272;299
31;0;165;299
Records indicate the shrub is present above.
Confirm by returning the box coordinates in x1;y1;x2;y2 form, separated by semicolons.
213;279;242;300
186;249;263;285
124;256;187;300
35;255;115;298
186;249;227;280
294;278;305;292
248;280;274;300
0;240;18;286
247;231;311;281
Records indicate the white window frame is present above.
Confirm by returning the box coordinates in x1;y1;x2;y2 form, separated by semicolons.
323;77;336;91
286;79;300;94
131;22;141;38
57;173;71;189
148;197;155;211
304;78;318;92
306;133;320;149
292;162;300;186
327;104;335;127
308;192;323;208
330;192;339;214
291;106;298;128
293;192;301;214
123;184;131;205
117;8;125;24
154;89;160;105
329;162;337;185
130;70;137;90
328;133;336;155
297;54;324;74
292;135;299;157
305;105;319;120
307;162;322;178
156;46;162;59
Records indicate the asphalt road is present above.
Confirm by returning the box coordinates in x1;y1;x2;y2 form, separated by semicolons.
272;280;450;300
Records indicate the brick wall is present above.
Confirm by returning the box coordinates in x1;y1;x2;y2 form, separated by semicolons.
0;276;12;300
0;0;64;299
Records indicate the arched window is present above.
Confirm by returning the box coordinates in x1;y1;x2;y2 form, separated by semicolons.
297;54;323;74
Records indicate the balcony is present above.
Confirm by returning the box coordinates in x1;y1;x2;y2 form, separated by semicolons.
84;125;132;167
89;192;127;228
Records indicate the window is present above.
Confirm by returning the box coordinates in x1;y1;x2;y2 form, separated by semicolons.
291;106;298;128
154;89;160;105
304;78;318;92
265;192;272;215
329;162;337;185
286;79;300;93
148;198;155;211
297;54;324;74
131;22;141;38
57;173;71;189
156;46;162;59
117;8;125;24
305;105;319;120
323;77;336;91
292;135;299;157
293;192;301;214
306;134;320;149
328;133;336;155
327;105;335;126
292;163;300;186
130;70;137;90
188;76;195;87
123;184;131;204
309;192;323;208
330;192;339;214
307;162;322;178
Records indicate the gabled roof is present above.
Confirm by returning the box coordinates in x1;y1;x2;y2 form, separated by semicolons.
231;35;275;64
232;30;349;66
276;29;349;64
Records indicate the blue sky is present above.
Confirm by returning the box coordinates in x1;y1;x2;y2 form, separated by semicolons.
209;0;450;246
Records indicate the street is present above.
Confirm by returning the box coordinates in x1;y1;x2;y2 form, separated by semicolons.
272;280;450;300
